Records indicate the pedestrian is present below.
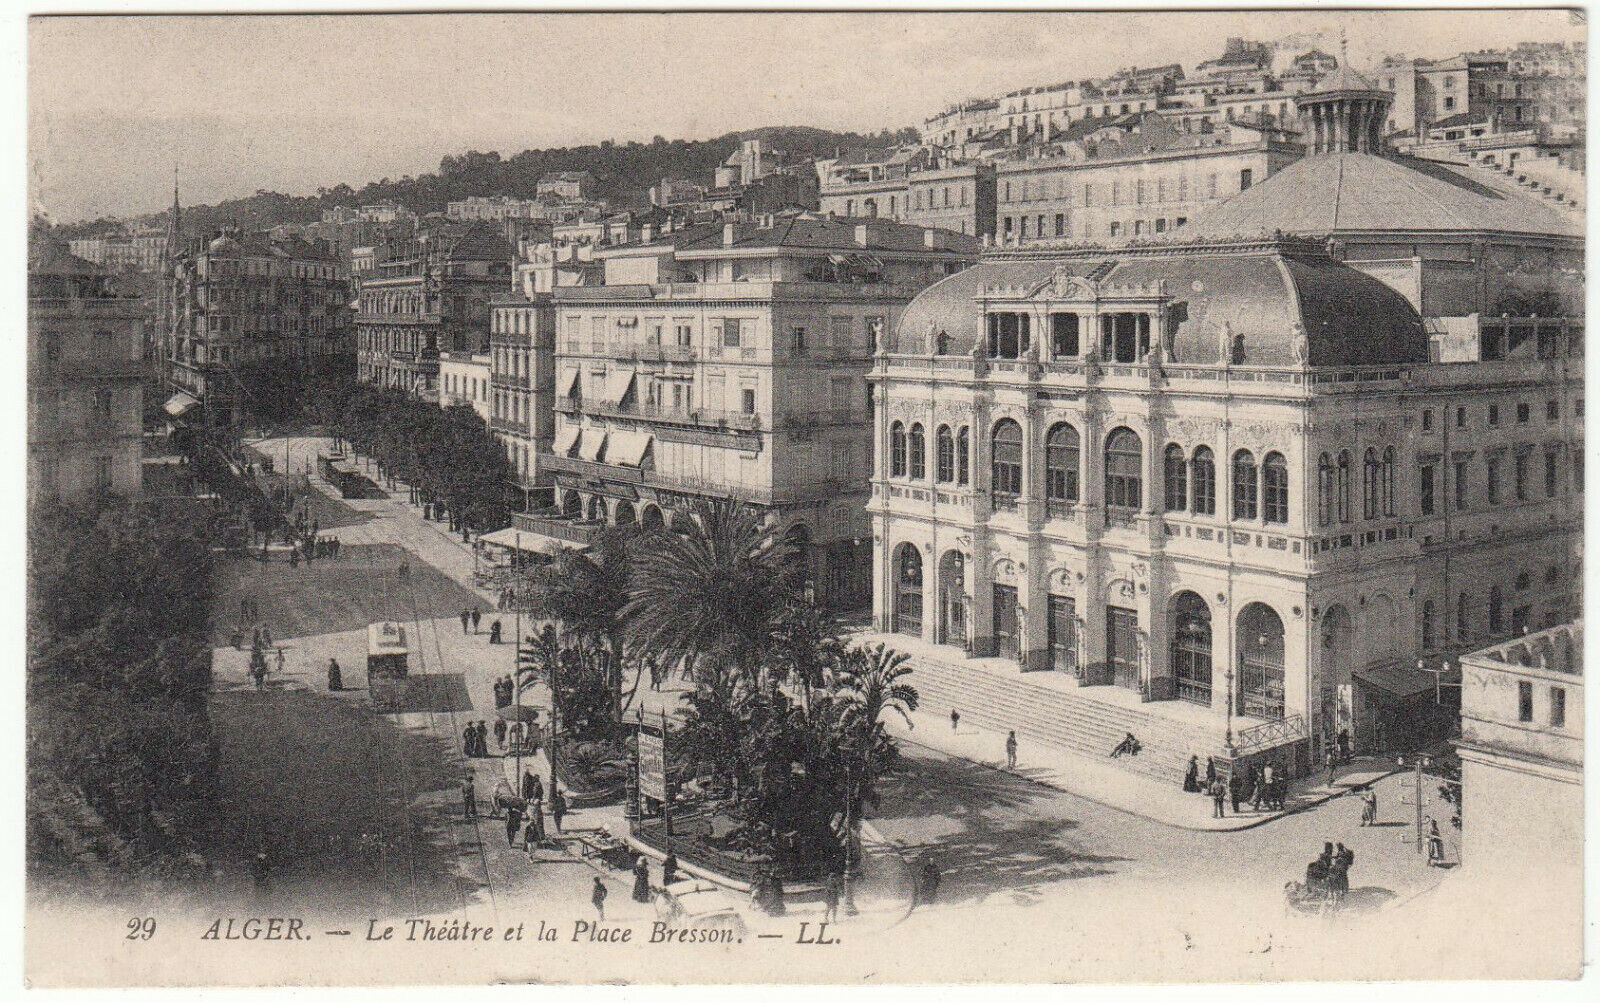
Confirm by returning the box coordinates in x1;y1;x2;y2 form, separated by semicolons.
494;717;508;749
262;626;273;648
823;870;841;923
591;876;608;920
274;647;285;674
475;720;490;758
327;657;342;692
1360;788;1378;826
632;856;652;903
550;788;567;833
950;709;960;732
1426;817;1446;867
505;803;523;848
919;857;941;904
1338;728;1351;764
462;724;476;759
1324;747;1338;788
1229;769;1245;813
460;609;471;634
251;658;266;692
522;770;542;804
662;850;678;888
253;626;263;650
462;778;477;820
523;817;539;859
289;547;299;569
1205;756;1218;789
1005;730;1018;769
1328;842;1351;902
528;800;546;845
1210;776;1227;818
471;608;482;633
1183;755;1201;793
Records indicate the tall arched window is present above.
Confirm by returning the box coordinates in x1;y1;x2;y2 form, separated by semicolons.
991;419;1024;500
956;426;970;486
1363;447;1380;519
1263;452;1289;524
1104;427;1143;510
1421;599;1436;650
1317;452;1334;525
890;421;907;478
1489;585;1505;634
1232;449;1258;521
935;425;955;483
1382;446;1396;516
1163;444;1188;511
1191;446;1216;515
1337;450;1352;522
1457;592;1470;640
1045;423;1080;504
893;544;923;637
908;423;927;480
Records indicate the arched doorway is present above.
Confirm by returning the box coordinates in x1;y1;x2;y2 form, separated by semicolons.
640;504;664;531
893;544;923;637
613;500;635;527
937;550;967;647
1170;591;1212;705
561;490;582;518
1320;605;1355;752
1236;602;1286;721
585;496;606;522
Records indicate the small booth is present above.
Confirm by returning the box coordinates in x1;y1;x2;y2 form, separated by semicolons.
367;621;410;712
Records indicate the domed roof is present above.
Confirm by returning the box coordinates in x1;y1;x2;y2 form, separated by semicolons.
1302;64;1385;96
894;238;1428;368
209;234;241;254
1186;152;1582;240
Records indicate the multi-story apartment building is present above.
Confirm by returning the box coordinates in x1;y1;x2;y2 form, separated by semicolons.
536;171;597;201
862;83;1582;785
538;215;981;609
993;114;1300;244
1455;621;1582;951
487;292;557;504
650;177;708;208
29;240;145;505
354;223;512;400
439;350;492;421
69;227;169;272
817;147;928;221
166;231;350;422
904;162;998;239
923;98;1001;149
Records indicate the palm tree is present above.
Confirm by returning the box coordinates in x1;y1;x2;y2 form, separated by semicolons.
519;528;633;724
832;643;919;814
622;498;795;687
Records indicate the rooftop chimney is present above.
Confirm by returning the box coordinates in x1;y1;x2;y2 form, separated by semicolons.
854;224;871;248
641;223;654;243
723;223;736;247
923;228;943;249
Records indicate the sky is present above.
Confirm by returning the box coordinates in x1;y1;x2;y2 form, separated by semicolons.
28;8;1586;222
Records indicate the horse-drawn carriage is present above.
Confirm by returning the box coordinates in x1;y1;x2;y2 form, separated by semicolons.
367;621;410;712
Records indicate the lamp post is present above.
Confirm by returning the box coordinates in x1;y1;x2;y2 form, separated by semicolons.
1224;662;1236;750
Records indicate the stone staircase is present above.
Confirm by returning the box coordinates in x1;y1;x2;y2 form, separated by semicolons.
899;649;1230;787
1473;154;1586;210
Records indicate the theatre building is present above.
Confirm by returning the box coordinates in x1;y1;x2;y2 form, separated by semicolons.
864;234;1581;781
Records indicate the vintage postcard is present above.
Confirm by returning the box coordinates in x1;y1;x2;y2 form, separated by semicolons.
23;6;1588;987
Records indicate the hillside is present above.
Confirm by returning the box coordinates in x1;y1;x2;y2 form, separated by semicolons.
76;125;915;238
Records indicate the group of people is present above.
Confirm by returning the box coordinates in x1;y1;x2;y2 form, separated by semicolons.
1181;757;1288;816
458;607;484;635
1303;841;1356;904
492;675;520;709
461;721;494;758
749;868;787;916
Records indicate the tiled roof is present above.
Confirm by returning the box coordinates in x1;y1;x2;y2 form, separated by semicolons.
1186;152;1582;239
894;239;1427;367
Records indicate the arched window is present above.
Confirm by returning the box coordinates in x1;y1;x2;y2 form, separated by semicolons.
957;426;970;486
893;544;923;637
1045;423;1080;504
991;419;1024;499
1489;585;1505;634
1236;602;1286;720
909;423;927;480
890;421;907;478
1363;447;1380;519
1457;592;1470;639
1104;427;1143;511
1421;599;1436;650
1263;452;1289;524
1317;453;1334;525
1337;450;1352;522
1171;591;1213;705
935;425;955;483
1163;443;1188;511
1232;449;1258;521
1382;447;1396;516
1191;446;1216;515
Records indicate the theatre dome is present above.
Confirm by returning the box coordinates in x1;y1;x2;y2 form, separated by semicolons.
893;237;1428;368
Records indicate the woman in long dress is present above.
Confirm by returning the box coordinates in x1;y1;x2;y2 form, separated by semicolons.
632;856;652;903
1182;755;1201;792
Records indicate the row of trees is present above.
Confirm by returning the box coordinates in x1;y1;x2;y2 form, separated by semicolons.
330;383;517;534
27;502;219;879
517;499;916;872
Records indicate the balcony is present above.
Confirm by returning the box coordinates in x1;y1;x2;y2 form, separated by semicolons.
782;409;866;431
543;453;644;484
492;372;532;389
556;397;762;433
512;511;600;546
490;416;527;435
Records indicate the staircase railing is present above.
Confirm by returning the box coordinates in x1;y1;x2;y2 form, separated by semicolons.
1233;713;1306;754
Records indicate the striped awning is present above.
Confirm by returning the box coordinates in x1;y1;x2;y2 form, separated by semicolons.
553;423;580;457
558;367;581;398
577;429;607;462
607;431;653;468
164;391;200;417
604;369;636;406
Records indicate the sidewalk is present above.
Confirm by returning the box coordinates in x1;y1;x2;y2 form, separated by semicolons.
887;706;1398;832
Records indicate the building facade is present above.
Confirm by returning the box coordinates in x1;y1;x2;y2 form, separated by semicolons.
355;224;512;400
439;350;492;421
29;241;146;505
488;293;558;501
539;215;980;609
166;232;350;421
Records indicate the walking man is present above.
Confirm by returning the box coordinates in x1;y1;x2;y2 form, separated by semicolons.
950;709;960;733
591;877;608;920
505;803;523;848
471;608;482;633
1005;730;1018;769
462;723;476;759
462;778;477;820
551;788;567;833
1360;788;1378;826
274;646;285;674
327;657;342;692
1324;746;1338;789
494;717;508;749
460;609;471;634
823;870;842;923
1209;776;1227;818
